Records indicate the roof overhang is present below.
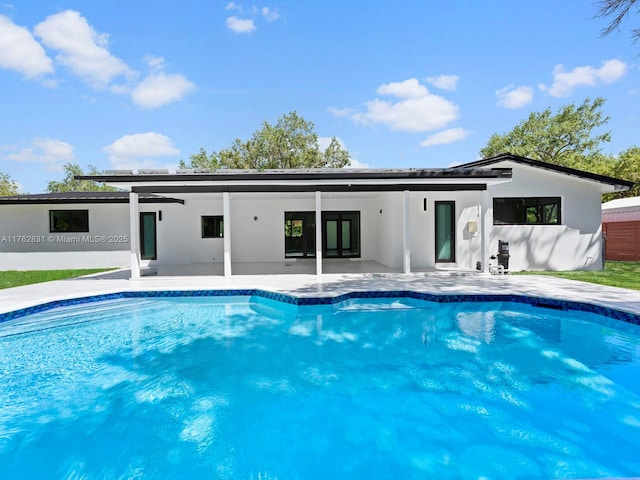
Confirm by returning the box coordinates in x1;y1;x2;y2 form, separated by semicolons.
460;153;634;193
76;167;513;193
0;192;185;205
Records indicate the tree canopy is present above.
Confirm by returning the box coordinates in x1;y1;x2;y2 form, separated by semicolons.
480;97;611;169
0;171;19;196
596;0;640;43
607;146;640;199
481;97;638;200
47;163;119;193
180;111;351;170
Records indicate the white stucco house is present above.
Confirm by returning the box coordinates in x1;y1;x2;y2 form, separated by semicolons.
0;154;633;276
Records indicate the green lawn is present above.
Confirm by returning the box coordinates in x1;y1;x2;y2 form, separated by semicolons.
517;261;640;291
0;269;115;290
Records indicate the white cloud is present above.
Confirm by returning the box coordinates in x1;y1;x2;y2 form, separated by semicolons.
376;78;428;98
104;132;179;158
426;74;459;91
226;16;255;33
131;57;195;109
496;85;534;109
420;128;469;147
224;4;279;31
539;59;628;98
352;78;459;132
34;10;133;90
327;106;354;117
262;7;279;22
0;138;74;166
103;132;179;170
0;15;53;78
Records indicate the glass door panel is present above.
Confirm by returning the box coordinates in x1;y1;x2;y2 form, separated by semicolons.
435;201;455;262
140;212;157;260
341;220;351;250
325;220;338;255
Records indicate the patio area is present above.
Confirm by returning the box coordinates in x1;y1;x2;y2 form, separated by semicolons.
140;259;468;277
1;269;640;319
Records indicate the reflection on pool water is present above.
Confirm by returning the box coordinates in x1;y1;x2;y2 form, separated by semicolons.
1;295;640;479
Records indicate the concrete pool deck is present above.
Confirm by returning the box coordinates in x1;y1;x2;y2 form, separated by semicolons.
1;270;640;319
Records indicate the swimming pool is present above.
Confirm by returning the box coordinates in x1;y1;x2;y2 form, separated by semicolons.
1;292;640;479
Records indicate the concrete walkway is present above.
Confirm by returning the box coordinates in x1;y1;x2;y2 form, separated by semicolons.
1;270;640;319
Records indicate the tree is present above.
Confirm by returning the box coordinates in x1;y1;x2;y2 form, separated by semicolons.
606;146;640;200
0;171;19;196
596;0;640;43
48;163;119;193
180;111;351;170
480;98;611;169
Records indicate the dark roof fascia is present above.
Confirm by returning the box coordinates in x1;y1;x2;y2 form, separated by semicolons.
0;193;184;205
133;183;489;194
459;153;634;189
76;167;512;183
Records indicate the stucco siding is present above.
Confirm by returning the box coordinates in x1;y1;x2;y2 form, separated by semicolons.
483;162;604;270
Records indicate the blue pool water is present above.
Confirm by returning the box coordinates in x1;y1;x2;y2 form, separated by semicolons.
1;295;640;479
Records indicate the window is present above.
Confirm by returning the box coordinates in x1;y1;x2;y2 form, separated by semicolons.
202;216;223;238
493;197;561;225
49;210;89;232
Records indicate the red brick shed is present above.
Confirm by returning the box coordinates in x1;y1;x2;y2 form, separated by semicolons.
602;196;640;261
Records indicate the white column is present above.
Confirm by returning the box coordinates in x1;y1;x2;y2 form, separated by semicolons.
479;190;490;273
402;190;411;274
315;191;322;276
129;191;140;279
223;192;232;277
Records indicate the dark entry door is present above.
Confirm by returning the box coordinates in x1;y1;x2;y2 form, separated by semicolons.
140;212;157;260
435;201;455;262
322;212;360;258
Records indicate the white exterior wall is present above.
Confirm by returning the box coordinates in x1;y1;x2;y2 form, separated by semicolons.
373;192;400;268
407;191;482;270
228;193;379;263
0;203;131;270
483;162;604;271
148;197;224;266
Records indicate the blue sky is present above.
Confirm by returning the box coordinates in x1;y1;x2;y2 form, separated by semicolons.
0;1;638;193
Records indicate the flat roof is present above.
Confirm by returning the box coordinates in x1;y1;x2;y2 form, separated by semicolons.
74;166;514;193
0;192;185;205
77;167;513;183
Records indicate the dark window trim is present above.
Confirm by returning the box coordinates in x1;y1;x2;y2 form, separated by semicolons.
493;197;562;226
202;215;224;238
435;201;456;263
322;210;361;259
140;212;157;260
284;211;316;258
49;209;89;233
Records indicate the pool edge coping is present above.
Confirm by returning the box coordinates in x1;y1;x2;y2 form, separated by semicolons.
1;288;639;326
